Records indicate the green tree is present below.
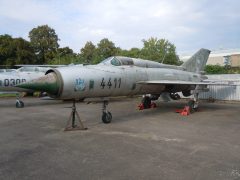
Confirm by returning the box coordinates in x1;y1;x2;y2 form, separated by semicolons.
0;35;35;66
118;48;141;58
140;37;179;65
80;41;96;64
50;47;79;65
14;38;36;64
0;34;15;65
204;65;228;74
94;38;117;64
58;47;74;56
29;25;59;64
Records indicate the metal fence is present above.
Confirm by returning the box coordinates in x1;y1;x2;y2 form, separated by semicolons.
179;74;240;101
199;74;240;101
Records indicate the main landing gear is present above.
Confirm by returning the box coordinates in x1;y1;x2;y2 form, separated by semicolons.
175;92;200;116
102;100;112;124
187;92;199;113
138;95;157;110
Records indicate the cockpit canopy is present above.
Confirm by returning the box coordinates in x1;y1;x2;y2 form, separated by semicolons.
17;66;49;73
100;56;134;66
99;56;185;70
99;56;165;68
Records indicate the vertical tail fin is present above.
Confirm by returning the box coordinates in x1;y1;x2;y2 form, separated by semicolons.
181;48;211;73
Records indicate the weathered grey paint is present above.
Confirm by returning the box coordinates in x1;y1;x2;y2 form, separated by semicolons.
17;48;211;101
0;71;45;92
181;49;211;73
52;65;203;99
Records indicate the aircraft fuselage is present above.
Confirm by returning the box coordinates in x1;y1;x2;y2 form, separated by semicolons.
0;72;44;92
48;65;201;99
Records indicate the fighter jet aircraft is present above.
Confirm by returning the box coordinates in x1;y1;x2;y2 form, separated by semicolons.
0;64;85;108
17;48;211;124
0;66;50;107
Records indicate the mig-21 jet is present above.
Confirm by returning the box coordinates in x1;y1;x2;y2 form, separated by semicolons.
0;66;51;107
0;64;81;107
17;48;212;125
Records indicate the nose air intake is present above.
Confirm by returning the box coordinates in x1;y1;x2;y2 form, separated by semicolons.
16;73;60;95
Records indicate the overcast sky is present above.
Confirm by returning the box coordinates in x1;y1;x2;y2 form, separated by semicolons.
0;0;239;55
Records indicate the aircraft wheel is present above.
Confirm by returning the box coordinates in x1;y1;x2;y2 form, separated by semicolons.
170;93;180;100
182;90;191;97
142;96;151;108
175;94;180;100
16;101;24;108
102;111;112;124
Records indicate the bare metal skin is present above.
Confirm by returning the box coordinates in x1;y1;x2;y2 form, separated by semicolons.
17;48;211;123
18;48;210;100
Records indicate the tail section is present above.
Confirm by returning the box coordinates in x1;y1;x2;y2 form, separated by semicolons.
181;48;211;73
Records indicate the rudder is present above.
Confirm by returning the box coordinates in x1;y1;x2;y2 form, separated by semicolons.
181;48;211;73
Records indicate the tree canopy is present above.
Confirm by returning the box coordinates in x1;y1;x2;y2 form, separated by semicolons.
0;35;35;66
204;65;228;74
140;37;179;65
78;37;181;65
94;38;118;64
29;25;59;64
80;41;96;64
14;38;36;65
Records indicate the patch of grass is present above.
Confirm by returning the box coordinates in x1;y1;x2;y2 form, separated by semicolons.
0;93;17;97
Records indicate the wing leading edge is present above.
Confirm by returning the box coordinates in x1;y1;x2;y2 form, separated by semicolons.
137;80;210;85
137;80;235;86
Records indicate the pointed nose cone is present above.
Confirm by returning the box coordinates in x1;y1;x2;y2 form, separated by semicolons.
17;73;60;95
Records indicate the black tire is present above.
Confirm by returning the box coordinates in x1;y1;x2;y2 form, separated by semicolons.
174;94;180;100
142;96;151;108
102;112;112;124
16;101;24;108
182;90;191;97
170;93;180;100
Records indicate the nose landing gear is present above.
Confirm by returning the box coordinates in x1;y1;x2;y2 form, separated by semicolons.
102;100;112;124
16;100;24;108
16;93;24;108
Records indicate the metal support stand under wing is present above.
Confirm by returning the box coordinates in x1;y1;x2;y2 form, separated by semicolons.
64;99;88;131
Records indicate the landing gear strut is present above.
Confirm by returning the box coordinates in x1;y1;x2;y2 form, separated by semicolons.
138;95;157;110
102;100;112;124
176;92;200;116
16;93;24;108
65;99;87;131
188;93;199;113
